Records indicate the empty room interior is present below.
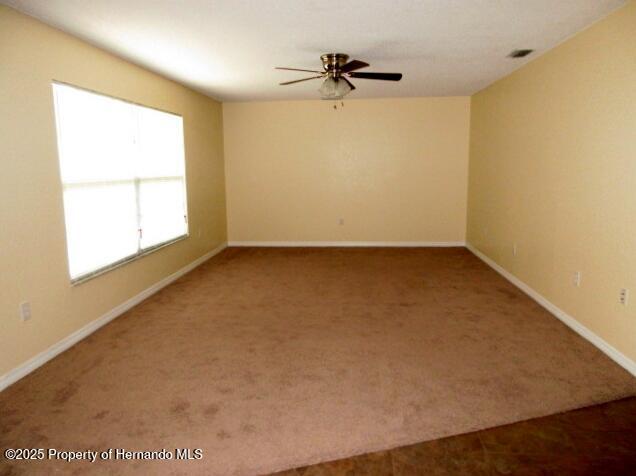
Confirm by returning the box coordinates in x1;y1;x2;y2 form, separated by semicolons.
1;1;636;474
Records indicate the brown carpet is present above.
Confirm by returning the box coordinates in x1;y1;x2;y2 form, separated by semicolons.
1;247;635;476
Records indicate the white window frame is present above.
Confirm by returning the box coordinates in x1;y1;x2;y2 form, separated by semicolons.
52;81;189;285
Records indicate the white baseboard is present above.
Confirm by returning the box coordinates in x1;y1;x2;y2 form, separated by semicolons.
466;243;636;377
228;241;466;248
0;242;228;392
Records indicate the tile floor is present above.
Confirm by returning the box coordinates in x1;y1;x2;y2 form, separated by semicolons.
273;397;636;475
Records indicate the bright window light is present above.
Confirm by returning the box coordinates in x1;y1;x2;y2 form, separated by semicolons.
52;83;188;282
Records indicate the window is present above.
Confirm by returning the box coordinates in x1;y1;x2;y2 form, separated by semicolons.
52;83;188;282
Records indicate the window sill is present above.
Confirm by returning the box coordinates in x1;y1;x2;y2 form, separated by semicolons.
70;234;189;286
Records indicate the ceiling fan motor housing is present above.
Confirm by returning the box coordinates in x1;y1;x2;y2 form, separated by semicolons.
320;53;349;75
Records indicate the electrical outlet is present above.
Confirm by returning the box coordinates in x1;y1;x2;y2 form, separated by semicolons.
513;243;517;256
19;301;32;321
573;271;581;287
619;288;629;306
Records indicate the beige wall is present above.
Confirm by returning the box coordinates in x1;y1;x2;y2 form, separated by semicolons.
467;2;636;362
223;98;470;243
0;6;227;377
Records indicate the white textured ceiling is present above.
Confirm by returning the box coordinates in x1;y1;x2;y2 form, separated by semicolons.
3;0;626;101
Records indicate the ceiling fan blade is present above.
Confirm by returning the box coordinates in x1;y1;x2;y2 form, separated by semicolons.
341;76;356;91
279;75;324;86
276;67;324;74
340;60;370;73
348;72;403;81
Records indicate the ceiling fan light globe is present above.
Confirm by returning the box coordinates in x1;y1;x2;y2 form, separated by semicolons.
319;77;352;100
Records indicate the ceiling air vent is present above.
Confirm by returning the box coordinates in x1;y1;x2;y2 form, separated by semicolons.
508;49;534;58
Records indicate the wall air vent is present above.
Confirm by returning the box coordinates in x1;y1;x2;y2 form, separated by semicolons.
508;49;534;58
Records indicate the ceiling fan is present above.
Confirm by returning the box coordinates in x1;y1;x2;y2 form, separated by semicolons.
276;53;402;100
